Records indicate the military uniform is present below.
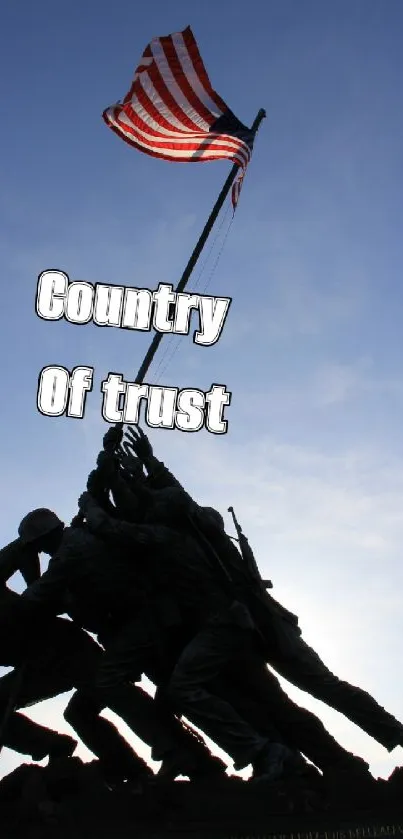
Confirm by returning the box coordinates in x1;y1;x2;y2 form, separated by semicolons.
22;520;226;777
0;527;149;780
120;451;403;762
195;510;403;753
82;506;285;773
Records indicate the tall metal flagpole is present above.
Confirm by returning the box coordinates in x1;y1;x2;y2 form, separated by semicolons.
134;108;266;386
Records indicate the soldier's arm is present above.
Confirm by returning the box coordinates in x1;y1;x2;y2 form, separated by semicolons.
21;560;71;613
21;533;82;614
87;462;116;517
94;449;149;521
122;427;206;523
109;469;143;522
124;426;194;499
145;455;188;493
0;539;40;586
79;492;172;548
19;550;41;586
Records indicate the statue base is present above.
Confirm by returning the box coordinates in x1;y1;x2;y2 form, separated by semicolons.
1;758;403;839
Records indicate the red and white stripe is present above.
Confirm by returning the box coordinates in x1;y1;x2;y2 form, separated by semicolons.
103;27;252;206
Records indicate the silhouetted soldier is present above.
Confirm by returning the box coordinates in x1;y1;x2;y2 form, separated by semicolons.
79;491;305;784
120;426;403;759
0;519;151;784
193;506;403;756
88;434;371;777
72;438;374;780
19;508;227;781
0;534;77;763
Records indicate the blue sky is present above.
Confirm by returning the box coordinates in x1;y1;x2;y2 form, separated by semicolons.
1;0;403;780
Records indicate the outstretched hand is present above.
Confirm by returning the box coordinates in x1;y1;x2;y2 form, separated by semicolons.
117;447;144;478
103;426;123;453
124;425;153;463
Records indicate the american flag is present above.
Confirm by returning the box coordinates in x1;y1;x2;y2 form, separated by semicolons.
103;26;255;208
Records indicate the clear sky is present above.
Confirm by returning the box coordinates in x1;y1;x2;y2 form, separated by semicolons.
1;0;403;782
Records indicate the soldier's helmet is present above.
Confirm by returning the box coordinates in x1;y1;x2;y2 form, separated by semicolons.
18;509;64;544
200;507;225;531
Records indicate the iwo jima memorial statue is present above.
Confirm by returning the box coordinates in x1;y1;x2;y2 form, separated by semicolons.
1;25;403;839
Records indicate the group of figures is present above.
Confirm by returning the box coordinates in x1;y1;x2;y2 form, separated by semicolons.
1;425;403;802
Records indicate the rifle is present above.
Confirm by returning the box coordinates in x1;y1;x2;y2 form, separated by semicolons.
228;506;272;590
227;506;301;652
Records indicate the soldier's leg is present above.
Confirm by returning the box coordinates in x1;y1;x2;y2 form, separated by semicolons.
217;648;370;774
0;613;81;759
94;616;228;778
64;692;150;782
0;669;77;759
1;710;76;760
0;620;150;779
50;620;154;780
165;618;284;771
270;631;403;751
94;616;184;758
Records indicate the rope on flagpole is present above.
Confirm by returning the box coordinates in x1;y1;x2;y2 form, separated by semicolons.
149;202;233;385
200;211;234;295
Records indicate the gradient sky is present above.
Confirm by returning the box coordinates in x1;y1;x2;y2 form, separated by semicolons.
1;0;403;781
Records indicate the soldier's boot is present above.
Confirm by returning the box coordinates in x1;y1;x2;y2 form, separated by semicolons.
103;759;153;792
2;710;77;762
157;744;227;781
177;723;228;780
251;742;304;783
384;723;403;752
156;721;228;781
188;753;228;781
64;691;151;786
322;754;374;785
36;733;78;763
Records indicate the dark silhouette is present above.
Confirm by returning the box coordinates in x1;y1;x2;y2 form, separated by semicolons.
1;424;403;832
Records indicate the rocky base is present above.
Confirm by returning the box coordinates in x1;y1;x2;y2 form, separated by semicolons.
1;758;403;839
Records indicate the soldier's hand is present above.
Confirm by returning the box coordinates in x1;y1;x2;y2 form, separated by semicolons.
103;425;123;453
125;425;153;462
117;448;144;478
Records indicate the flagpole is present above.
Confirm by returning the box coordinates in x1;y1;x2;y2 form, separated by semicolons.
134;107;266;385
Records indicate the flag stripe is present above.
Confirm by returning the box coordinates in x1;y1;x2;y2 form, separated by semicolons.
154;37;212;131
108;109;248;164
121;112;250;166
113;105;250;159
104;107;249;166
143;44;201;133
103;110;247;166
170;32;224;123
181;27;228;114
137;72;195;133
125;86;182;137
